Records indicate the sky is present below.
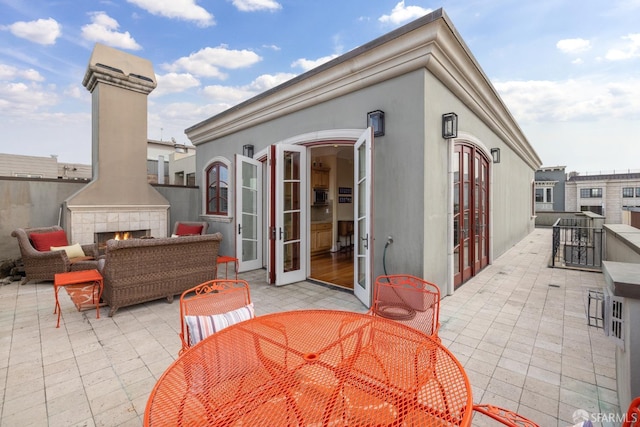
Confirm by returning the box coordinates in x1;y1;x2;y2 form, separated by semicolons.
0;0;639;174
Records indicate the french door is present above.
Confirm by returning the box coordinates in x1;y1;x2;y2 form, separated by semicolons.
271;144;307;286
235;154;262;272
353;128;373;307
453;143;489;288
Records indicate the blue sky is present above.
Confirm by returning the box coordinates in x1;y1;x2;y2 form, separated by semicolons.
1;0;638;173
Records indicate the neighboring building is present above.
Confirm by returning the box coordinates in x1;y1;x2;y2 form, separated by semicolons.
185;9;542;306
147;138;196;185
0;153;91;180
566;171;640;223
534;166;566;212
0;138;196;186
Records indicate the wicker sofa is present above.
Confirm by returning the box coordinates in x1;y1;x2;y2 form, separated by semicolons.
11;226;100;284
99;233;223;316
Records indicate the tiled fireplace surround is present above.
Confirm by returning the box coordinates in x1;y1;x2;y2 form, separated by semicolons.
68;207;168;246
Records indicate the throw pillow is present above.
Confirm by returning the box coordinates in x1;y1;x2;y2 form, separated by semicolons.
176;223;204;236
50;243;86;259
30;230;69;251
185;303;255;345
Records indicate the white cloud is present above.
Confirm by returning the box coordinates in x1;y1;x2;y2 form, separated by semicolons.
81;12;142;50
291;54;339;72
63;85;86;99
262;44;281;51
379;1;432;26
0;82;58;115
153;73;200;96
605;33;640;60
6;18;61;45
127;0;214;27
202;72;296;105
556;38;591;54
232;0;282;12
494;77;640;122
163;46;262;79
0;64;44;82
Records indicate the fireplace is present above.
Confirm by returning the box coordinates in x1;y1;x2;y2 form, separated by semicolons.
63;43;170;245
95;229;150;253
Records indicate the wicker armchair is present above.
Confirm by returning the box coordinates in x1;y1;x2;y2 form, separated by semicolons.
172;221;209;236
11;226;99;284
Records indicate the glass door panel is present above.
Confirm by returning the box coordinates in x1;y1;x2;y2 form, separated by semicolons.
354;128;372;307
235;155;262;272
275;145;306;285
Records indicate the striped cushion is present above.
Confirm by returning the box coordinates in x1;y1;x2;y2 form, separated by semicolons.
185;303;255;345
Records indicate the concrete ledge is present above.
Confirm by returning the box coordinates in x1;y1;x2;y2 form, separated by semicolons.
603;260;640;299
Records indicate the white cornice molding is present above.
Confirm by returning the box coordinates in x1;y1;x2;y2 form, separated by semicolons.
186;9;541;170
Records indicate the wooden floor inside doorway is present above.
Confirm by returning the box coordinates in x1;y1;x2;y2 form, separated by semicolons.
309;250;354;289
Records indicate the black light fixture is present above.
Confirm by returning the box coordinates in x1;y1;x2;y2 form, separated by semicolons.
442;112;458;139
367;110;385;137
243;144;254;158
491;148;501;163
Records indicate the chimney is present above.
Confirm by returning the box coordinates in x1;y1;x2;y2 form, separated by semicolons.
64;43;170;244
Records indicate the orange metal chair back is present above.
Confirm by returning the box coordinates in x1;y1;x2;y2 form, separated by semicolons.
179;279;252;354
623;396;640;427
472;404;540;426
370;274;440;339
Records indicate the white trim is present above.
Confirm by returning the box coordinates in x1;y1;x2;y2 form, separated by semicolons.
185;11;540;170
278;129;364;145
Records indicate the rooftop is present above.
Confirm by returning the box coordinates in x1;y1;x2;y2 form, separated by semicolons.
0;228;618;425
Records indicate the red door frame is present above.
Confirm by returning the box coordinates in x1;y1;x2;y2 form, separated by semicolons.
453;143;490;288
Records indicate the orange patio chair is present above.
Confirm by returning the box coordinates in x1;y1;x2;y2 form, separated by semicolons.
179;279;253;354
472;404;540;426
369;274;440;340
623;396;640;427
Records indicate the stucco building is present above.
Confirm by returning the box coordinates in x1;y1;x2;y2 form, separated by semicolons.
565;171;640;223
185;9;541;307
534;166;566;212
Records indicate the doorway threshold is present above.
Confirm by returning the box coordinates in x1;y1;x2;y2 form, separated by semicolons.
306;278;353;293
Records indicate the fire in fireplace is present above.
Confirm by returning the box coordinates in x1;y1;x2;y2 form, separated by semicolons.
95;229;150;253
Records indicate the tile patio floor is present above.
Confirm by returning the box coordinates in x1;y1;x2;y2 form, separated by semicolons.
0;227;620;426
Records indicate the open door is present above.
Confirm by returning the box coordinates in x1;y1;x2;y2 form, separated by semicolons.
353;128;373;307
272;144;307;286
235;154;262;272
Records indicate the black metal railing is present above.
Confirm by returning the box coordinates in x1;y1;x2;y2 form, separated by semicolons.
551;218;603;270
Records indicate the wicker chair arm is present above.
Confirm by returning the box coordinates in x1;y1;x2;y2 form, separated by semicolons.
80;243;99;258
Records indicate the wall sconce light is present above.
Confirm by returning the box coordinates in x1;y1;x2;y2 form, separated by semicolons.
243;144;254;158
491;148;501;163
367;110;385;137
442;112;458;139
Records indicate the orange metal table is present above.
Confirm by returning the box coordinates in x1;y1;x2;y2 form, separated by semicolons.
145;310;472;426
53;269;103;328
216;255;239;279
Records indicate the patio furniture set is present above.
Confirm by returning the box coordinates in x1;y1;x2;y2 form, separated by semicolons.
13;224;567;425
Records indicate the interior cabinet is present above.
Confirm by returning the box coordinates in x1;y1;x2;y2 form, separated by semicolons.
311;167;330;188
310;222;332;253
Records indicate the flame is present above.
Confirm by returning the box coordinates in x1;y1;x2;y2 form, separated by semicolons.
114;232;131;240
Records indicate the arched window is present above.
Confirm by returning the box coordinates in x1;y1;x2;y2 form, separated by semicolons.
206;161;229;215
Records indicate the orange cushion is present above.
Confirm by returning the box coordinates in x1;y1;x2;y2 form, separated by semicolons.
30;230;69;251
175;223;203;236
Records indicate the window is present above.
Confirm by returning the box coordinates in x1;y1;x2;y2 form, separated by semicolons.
581;205;603;215
623;187;634;197
636;187;640;198
535;187;553;203
580;188;602;198
206;161;229;215
535;188;544;203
